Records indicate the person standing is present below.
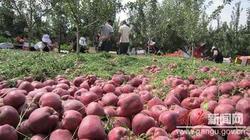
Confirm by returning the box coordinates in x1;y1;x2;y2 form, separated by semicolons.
118;20;130;55
79;36;88;53
99;20;114;52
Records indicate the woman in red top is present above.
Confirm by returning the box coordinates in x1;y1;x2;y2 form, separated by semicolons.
193;43;206;58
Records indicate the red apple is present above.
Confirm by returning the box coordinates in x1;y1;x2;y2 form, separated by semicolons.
108;127;128;140
159;111;178;133
117;94;143;117
189;108;210;126
132;113;156;135
78;115;106;139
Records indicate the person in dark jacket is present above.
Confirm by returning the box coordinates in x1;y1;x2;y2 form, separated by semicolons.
211;46;223;63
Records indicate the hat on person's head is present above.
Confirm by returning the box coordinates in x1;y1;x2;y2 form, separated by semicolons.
42;34;51;44
212;46;216;50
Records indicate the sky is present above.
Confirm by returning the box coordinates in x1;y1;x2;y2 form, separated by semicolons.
117;0;250;27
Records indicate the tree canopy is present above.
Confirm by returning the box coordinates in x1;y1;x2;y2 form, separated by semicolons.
0;0;249;57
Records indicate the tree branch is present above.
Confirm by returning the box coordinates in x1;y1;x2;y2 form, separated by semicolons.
31;6;56;27
66;0;80;25
10;0;28;25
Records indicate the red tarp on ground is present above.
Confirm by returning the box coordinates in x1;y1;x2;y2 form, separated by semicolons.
163;48;203;58
164;50;184;57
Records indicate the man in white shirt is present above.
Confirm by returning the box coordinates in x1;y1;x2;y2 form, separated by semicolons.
118;20;130;55
79;36;88;53
79;37;87;47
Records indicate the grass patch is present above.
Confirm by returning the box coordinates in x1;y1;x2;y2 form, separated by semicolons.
0;49;249;88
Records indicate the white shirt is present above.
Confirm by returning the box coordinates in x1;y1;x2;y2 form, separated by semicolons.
213;50;219;56
79;37;87;46
33;42;45;50
119;24;130;43
34;41;51;51
148;40;156;46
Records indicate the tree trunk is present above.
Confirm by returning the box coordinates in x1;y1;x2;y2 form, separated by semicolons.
191;42;194;58
58;25;61;53
76;25;80;53
28;0;33;50
28;26;32;49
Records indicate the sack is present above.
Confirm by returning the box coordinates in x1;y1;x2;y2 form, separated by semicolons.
0;43;14;49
